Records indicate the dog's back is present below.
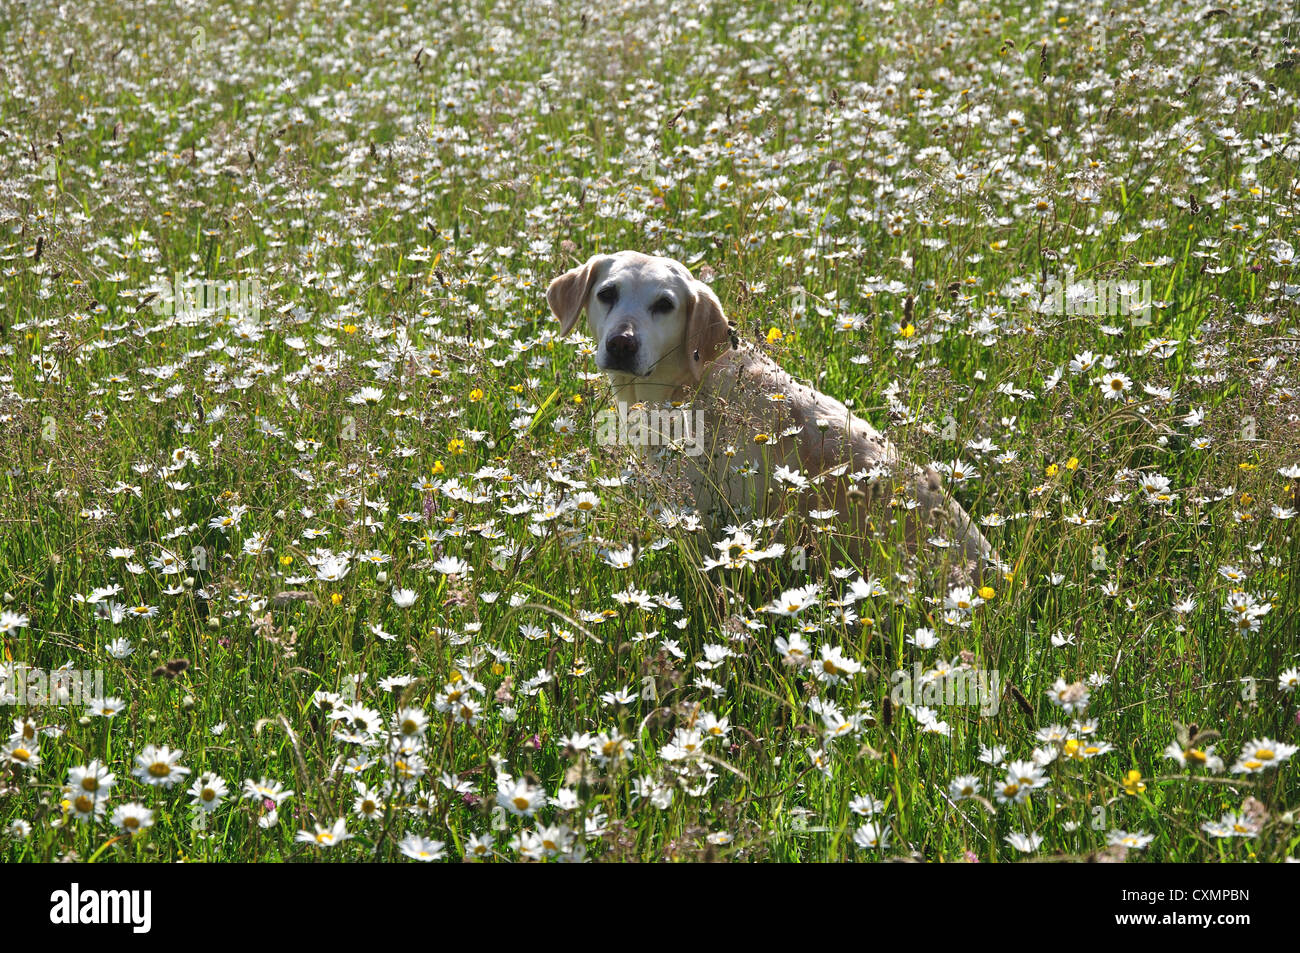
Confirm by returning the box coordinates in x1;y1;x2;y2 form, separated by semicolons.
651;343;994;578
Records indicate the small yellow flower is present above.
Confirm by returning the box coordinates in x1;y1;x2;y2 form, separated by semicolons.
1045;463;1060;477
431;460;445;475
279;555;293;566
330;592;343;607
1121;769;1146;796
1065;457;1079;471
898;322;915;338
469;388;484;402
754;433;771;445
447;439;465;455
343;324;358;334
978;585;995;601
766;327;784;344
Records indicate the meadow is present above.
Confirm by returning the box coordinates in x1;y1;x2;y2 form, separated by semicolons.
0;0;1297;862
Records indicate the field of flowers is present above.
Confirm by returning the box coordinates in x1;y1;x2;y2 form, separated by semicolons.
1;0;1298;862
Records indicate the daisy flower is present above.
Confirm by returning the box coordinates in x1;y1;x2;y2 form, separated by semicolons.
110;803;155;834
853;821;891;850
243;777;294;805
399;834;447;861
1099;371;1132;399
1231;738;1297;774
1005;831;1043;853
296;818;352;847
1108;830;1155;849
189;773;229;813
497;777;547;817
133;745;191;788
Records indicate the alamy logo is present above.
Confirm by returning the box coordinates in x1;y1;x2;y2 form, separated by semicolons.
890;663;1001;716
595;402;706;458
149;272;261;319
1031;277;1151;320
49;883;151;933
1007;274;1152;322
0;667;103;707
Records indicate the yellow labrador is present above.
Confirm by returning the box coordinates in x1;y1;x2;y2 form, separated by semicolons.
546;251;995;577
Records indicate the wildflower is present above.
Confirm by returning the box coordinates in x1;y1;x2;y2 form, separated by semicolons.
296;818;352;847
949;775;982;800
133;745;191;788
1120;770;1146;796
497;777;546;817
189;773;229;813
1202;812;1259;839
105;638;134;658
68;761;115;802
1231;738;1297;774
399;835;447;861
0;611;30;634
1004;831;1043;853
243;777;294;805
1108;830;1155;849
1100;371;1132;399
814;644;862;685
1046;678;1090;714
775;633;811;668
853;821;891;850
3;737;41;769
944;585;983;613
767;583;819;616
110;803;155;834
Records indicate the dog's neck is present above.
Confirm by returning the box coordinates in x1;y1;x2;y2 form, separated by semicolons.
604;347;745;407
606;376;683;406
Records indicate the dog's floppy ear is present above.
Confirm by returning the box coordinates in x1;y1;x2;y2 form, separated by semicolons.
686;279;730;382
546;255;606;337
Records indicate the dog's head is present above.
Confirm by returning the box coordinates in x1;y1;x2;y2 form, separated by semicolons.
546;251;730;386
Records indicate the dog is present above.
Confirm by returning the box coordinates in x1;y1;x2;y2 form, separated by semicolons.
546;251;996;579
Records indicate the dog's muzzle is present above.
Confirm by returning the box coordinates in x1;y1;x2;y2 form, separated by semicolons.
603;323;639;372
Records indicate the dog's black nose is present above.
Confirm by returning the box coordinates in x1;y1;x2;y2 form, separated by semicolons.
605;326;639;368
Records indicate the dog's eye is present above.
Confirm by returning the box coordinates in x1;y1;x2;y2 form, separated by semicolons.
651;296;674;314
596;286;618;306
